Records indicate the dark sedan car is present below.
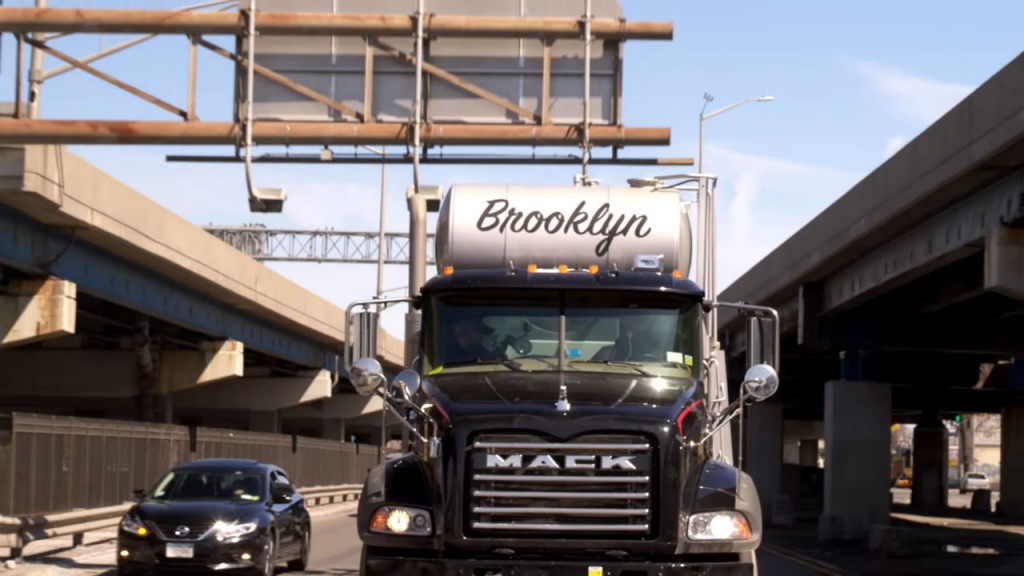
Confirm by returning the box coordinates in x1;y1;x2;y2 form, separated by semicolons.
116;458;311;575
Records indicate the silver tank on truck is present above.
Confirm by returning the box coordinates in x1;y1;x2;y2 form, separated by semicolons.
434;184;692;277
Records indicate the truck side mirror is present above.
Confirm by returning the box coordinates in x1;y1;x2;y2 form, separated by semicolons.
388;369;422;404
742;363;779;401
350;357;385;396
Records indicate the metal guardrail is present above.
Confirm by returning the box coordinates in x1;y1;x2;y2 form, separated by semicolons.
0;484;363;559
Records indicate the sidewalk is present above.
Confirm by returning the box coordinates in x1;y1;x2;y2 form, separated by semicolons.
1;502;358;575
763;508;1024;576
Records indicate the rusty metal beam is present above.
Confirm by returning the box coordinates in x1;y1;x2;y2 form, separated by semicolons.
0;119;670;146
15;34;24;118
24;38;188;119
0;8;673;40
363;38;374;122
196;37;363;121
370;38;539;124
187;35;198;121
541;41;552;125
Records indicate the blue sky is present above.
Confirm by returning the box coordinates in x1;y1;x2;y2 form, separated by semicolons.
1;1;1022;337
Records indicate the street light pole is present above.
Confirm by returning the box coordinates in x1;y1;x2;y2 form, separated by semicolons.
698;94;774;173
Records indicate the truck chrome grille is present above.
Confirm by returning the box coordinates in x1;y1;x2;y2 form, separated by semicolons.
467;433;654;537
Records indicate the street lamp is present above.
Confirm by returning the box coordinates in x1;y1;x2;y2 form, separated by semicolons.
698;94;774;173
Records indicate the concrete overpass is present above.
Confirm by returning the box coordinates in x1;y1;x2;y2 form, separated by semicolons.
718;51;1024;539
0;144;404;442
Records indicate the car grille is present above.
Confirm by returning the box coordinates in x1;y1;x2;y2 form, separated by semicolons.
467;433;654;538
149;521;211;541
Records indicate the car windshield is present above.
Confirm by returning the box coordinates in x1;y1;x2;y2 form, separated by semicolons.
424;289;701;380
967;473;987;479
150;468;264;502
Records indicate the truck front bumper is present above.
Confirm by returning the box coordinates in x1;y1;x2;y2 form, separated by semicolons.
364;554;754;576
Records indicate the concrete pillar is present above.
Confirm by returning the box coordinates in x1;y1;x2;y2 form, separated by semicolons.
984;227;1024;299
910;419;948;511
746;403;783;521
318;418;346;441
250;410;280;433
818;379;891;541
1000;405;1024;518
799;439;819;467
0;278;76;348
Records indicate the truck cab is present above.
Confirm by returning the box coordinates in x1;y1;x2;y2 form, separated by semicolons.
347;183;779;576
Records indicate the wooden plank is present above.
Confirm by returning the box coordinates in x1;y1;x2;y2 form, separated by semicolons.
541;40;552;125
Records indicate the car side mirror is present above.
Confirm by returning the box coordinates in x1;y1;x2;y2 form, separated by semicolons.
271;487;293;504
132;489;147;502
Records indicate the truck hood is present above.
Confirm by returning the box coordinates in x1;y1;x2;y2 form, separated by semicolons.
423;371;700;420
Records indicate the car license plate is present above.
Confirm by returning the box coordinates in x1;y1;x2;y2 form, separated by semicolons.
165;543;194;559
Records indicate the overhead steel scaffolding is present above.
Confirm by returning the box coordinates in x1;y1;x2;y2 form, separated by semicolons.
0;4;681;162
204;226;436;265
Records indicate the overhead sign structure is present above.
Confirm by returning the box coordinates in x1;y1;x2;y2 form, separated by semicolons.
0;1;682;163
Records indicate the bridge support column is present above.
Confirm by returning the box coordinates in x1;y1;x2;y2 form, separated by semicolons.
799;439;820;467
746;403;783;522
249;410;280;433
984;227;1024;299
1000;405;1024;518
317;418;346;441
0;278;76;348
818;379;891;541
910;416;948;511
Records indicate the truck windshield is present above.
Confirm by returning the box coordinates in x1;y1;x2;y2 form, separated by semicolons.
424;289;701;379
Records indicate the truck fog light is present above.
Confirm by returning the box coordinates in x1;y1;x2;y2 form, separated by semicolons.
241;553;252;561
687;511;751;541
369;506;433;536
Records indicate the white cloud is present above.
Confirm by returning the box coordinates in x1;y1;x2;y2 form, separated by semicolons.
885;136;908;157
703;144;860;293
853;60;973;125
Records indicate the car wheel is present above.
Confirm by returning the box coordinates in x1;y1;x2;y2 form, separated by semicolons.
287;525;310;572
255;532;276;576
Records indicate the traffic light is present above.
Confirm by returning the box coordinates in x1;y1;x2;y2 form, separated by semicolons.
954;414;962;423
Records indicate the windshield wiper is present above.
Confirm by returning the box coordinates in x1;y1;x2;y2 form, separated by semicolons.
568;359;655;376
443;358;525;371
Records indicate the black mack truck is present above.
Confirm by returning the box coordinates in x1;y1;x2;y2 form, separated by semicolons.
344;181;780;576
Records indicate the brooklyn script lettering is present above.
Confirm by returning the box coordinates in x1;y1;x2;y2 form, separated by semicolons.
475;199;652;257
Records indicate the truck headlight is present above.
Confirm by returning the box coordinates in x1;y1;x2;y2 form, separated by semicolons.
369;506;432;536
686;511;751;541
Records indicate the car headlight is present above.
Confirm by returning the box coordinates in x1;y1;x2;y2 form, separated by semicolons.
120;515;149;537
368;506;432;536
687;511;751;541
213;520;259;541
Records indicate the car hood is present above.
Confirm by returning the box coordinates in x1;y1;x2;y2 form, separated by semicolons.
134;499;265;525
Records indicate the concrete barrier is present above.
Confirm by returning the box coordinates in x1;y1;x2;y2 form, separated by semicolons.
0;484;362;559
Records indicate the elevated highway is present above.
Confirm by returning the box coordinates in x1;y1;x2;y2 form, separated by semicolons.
0;144;403;442
718;51;1024;537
